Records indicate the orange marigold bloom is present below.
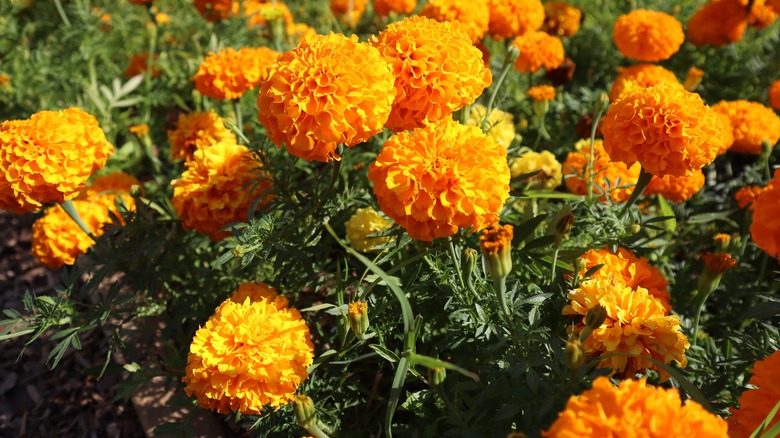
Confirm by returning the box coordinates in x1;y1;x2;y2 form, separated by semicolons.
713;111;736;156
258;33;395;162
563;139;641;203
527;85;556;101
687;0;748;47
124;52;160;78
735;185;766;210
368;118;510;242
728;350;780;438
286;22;317;45
683;67;705;92
79;171;139;214
544;377;728;437
420;0;490;43
542;2;582;37
645;169;706;204
511;30;565;73
770;80;780;110
602;84;726;178
613;9;684;62
183;283;314;414
700;252;737;274
171;141;272;241
243;0;293;32
770;0;780;13
194;0;238;21
330;0;368;26
748;0;778;28
373;0;416;17
0;108;114;214
751;169;780;257
168;111;237;162
371;16;491;132
563;278;689;379
486;0;545;40
712;100;780;155
31;201;110;269
129;124;149;137
609;64;682;102
193;47;280;101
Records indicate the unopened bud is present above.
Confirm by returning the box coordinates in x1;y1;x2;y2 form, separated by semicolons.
595;92;610;115
462;248;478;289
630;224;642;234
231;245;245;259
129;184;143;198
580;304;607;342
554;213;574;246
348;300;369;340
533;99;549;118
506;45;520;63
574;257;587;275
479;224;514;282
293;395;317;429
428;366;447;387
565;337;586;372
683;67;704;92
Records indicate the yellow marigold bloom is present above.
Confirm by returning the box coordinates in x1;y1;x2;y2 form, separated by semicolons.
613;9;684;62
542;2;582;37
368;118;510;242
0;108;114;214
486;0;545;40
155;12;171;25
563;278;689;379
510;150;562;190
713;233;731;245
712;100;780;155
511;30;565;73
467;104;516;148
527;85;556;102
258;34;395;162
229;282;287;308
31;201;110;269
124;52;160;78
371;16;491;132
171;141;272;241
183;283;314;414
0;74;10;87
687;0;748;47
609;64;682;102
193;47;279;101
194;0;238;21
645;169;706;204
770;80;780;110
748;0;778;28
345;207;395;252
700;252;737;274
330;0;368;26
683;67;705;92
168;111;236;162
373;0;416;17
129;123;149;137
602;84;726;178
735;185;766;210
751;169;780;257
728;350;780;438
544;377;728;437
420;0;490;43
243;0;293;31
563;139;641;203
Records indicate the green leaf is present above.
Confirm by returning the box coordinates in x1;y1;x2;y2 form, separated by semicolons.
751;399;780;438
521;190;585;200
370;344;400;363
687;211;739;227
513;214;549;243
740;302;780;320
656;195;677;232
405;352;480;382
522;235;557;251
385;356;410;438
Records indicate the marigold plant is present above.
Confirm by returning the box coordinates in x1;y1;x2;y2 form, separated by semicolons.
728;350;780;438
124;52;160;78
687;0;749;47
193;47;279;101
770;80;780;110
167;111;237;162
467;104;516;148
701;252;737;274
563;139;641;203
527;85;556;101
31;201;110;269
645;169;706;204
486;0;545;39
420;0;490;43
511;30;565;73
612;9;684;62
78;172;139;214
542;2;582;37
345;207;395;252
373;0;416;16
735;185;766;210
193;0;237;21
510;150;562;190
609;64;682;102
712;100;780;155
750;170;780;257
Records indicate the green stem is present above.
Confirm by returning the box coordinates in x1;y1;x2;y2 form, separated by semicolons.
53;0;72;27
691;289;707;345
550;244;561;285
60;200;96;241
481;50;515;132
233;99;244;144
619;167;653;217
494;276;513;329
448;238;466;290
304;422;331;438
586;104;607;199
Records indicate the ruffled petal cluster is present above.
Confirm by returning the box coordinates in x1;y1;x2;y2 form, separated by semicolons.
373;0;416;17
371;16;491;132
0;108;114;214
748;0;778;28
31;201;110;269
467;104;516;148
602;84;726;177
183;283;314;414
511;30;565;73
609;64;682;102
687;0;749;47
770;80;780;110
542;2;582;37
368;118;510;242
510;150;562;190
345;207;395;252
258;33;395;162
645;169;706;203
78;171;139;215
171;141;272;241
544;377;728;437
420;0;490;43
194;0;238;21
527;85;556;101
168;111;237;162
712;100;780;155
330;0;368;26
613;9;684;62
486;0;545;40
735;184;766;210
728;350;780;438
751;169;780;257
563;139;641;203
194;47;280;100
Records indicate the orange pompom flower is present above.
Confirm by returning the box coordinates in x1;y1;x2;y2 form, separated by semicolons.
613;9;684;62
368;118;510;242
735;185;766;210
645;169;706;204
330;0;369;26
193;47;280;101
609;64;682;102
194;0;238;21
0;108;114;214
258;33;395;162
542;1;582;37
728;350;780;438
563;139;641;203
511;30;565;73
602;84;726;178
769;0;780;13
751;169;780;257
486;0;545;40
770;80;780;110
371;16;491;132
167;111;237;162
79;171;139;215
527;85;556;101
687;0;749;47
183;283;314;414
421;0;490;43
748;0;778;28
124;52;161;78
373;0;416;17
171;141;272;241
544;377;728;437
31;201;110;269
712;100;780;155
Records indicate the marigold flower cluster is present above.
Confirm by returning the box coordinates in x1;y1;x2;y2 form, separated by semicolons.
372;16;491;132
687;0;749;47
751;169;780;257
486;0;545;40
345;207;395;252
712;100;780;155
563;139;640;203
613;9;684;62
770;80;780;110
735;185;766;210
645;170;706;204
728;350;780;438
167;111;237;162
329;0;368;26
420;0;490;43
542;2;582;37
258;33;395;162
193;47;279;101
544;377;728;437
171;141;272;241
511;30;565;73
373;0;416;17
510;151;562;190
368;118;510;242
527;85;556;101
467;104;516;148
194;0;237;21
124;52;161;78
609;64;682;102
602;84;726;178
0;108;113;214
31;201;110;269
183;283;314;414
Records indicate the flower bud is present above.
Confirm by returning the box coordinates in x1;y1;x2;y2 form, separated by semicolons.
348;300;369;340
554;213;574;246
428;366;447;387
697;252;736;296
565;337;586;372
630;223;642;234
580;304;607;342
231;245;245;259
129;184;143;198
479;224;514;282
533;99;549;119
595;92;610;115
506;45;520;63
713;234;731;252
462;248;478;289
683;67;704;92
293;394;317;429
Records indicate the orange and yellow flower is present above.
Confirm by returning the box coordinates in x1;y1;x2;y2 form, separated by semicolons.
421;0;490;43
527;85;556;101
751;169;780;257
373;0;416;16
645;169;706;204
31;201;110;269
467;104;516;148
510;151;562;190
194;0;238;21
609;64;682;102
542;2;582;37
712;100;780;155
345;207;395;252
168;111;237;162
700;252;737;274
330;0;368;26
78;171;139;215
124;52;161;78
613;9;684;62
770;80;780;110
687;0;749;47
511;30;565;73
735;185;766;210
728;350;780;438
748;0;778;28
193;47;280;101
486;0;545;40
243;0;294;31
563;139;641;203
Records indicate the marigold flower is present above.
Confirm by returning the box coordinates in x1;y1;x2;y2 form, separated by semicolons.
713;233;731;246
701;252;737;274
563;278;689;378
609;64;682;102
168;111;237;162
714;111;736;156
371;16;491;132
546;57;576;86
542;2;582;37
712;100;780;155
155;12;171;25
193;47;279;101
613;9;684;62
345;207;395;252
645;169;706;204
770;80;780;110
194;0;238;21
348;300;370;339
769;0;780;13
467;104;516;148
229;282;286;307
602;84;726;178
171;141;272;241
0;108;114;214
486;0;545;40
124;52;161;78
728;350;780;438
420;0;490;43
286;22;317;45
258;34;395;162
684;67;705;92
511;30;565;73
243;0;293;31
330;0;368;26
735;185;766;210
544;377;728;437
79;171;140;214
129;124;149;138
480;223;514;280
183;283;314;414
563;139;641;203
687;0;748;47
369;118;510;241
751;169;780;257
31;201;110;269
527;85;556;102
373;0;416;17
510;150;562;190
748;0;778;28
